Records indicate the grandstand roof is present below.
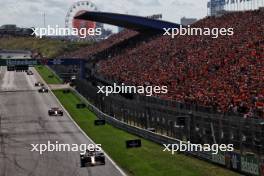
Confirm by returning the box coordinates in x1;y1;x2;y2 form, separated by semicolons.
75;12;181;33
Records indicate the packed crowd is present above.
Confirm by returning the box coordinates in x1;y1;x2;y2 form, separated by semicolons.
98;10;264;118
59;29;138;59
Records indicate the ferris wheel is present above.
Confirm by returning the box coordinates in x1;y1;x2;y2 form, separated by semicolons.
65;1;103;40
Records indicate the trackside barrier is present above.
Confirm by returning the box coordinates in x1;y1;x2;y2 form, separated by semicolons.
71;87;262;176
240;155;259;176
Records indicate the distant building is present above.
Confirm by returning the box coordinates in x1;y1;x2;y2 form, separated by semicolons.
207;0;225;16
0;24;17;30
180;17;197;26
0;24;34;37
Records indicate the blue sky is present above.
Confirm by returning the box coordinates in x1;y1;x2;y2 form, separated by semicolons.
0;0;208;28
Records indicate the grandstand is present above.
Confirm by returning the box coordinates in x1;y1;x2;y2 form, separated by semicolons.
55;9;264;119
95;10;264;119
56;9;264;118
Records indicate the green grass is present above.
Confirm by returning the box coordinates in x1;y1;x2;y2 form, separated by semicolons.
53;89;240;176
35;65;62;84
0;37;91;58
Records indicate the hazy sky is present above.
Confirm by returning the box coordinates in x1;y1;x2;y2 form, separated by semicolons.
0;0;208;28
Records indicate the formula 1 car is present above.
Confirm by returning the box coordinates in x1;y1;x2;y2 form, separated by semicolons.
35;82;44;87
80;150;105;167
26;70;34;75
38;87;49;93
48;108;63;116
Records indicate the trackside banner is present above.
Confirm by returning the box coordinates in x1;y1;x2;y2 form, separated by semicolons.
0;58;86;66
0;59;38;66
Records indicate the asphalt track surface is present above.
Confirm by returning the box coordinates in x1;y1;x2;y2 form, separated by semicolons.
0;67;124;176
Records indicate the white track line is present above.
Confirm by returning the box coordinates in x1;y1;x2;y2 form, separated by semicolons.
34;68;127;176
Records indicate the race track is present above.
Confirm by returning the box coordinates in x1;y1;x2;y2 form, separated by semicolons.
0;67;124;176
